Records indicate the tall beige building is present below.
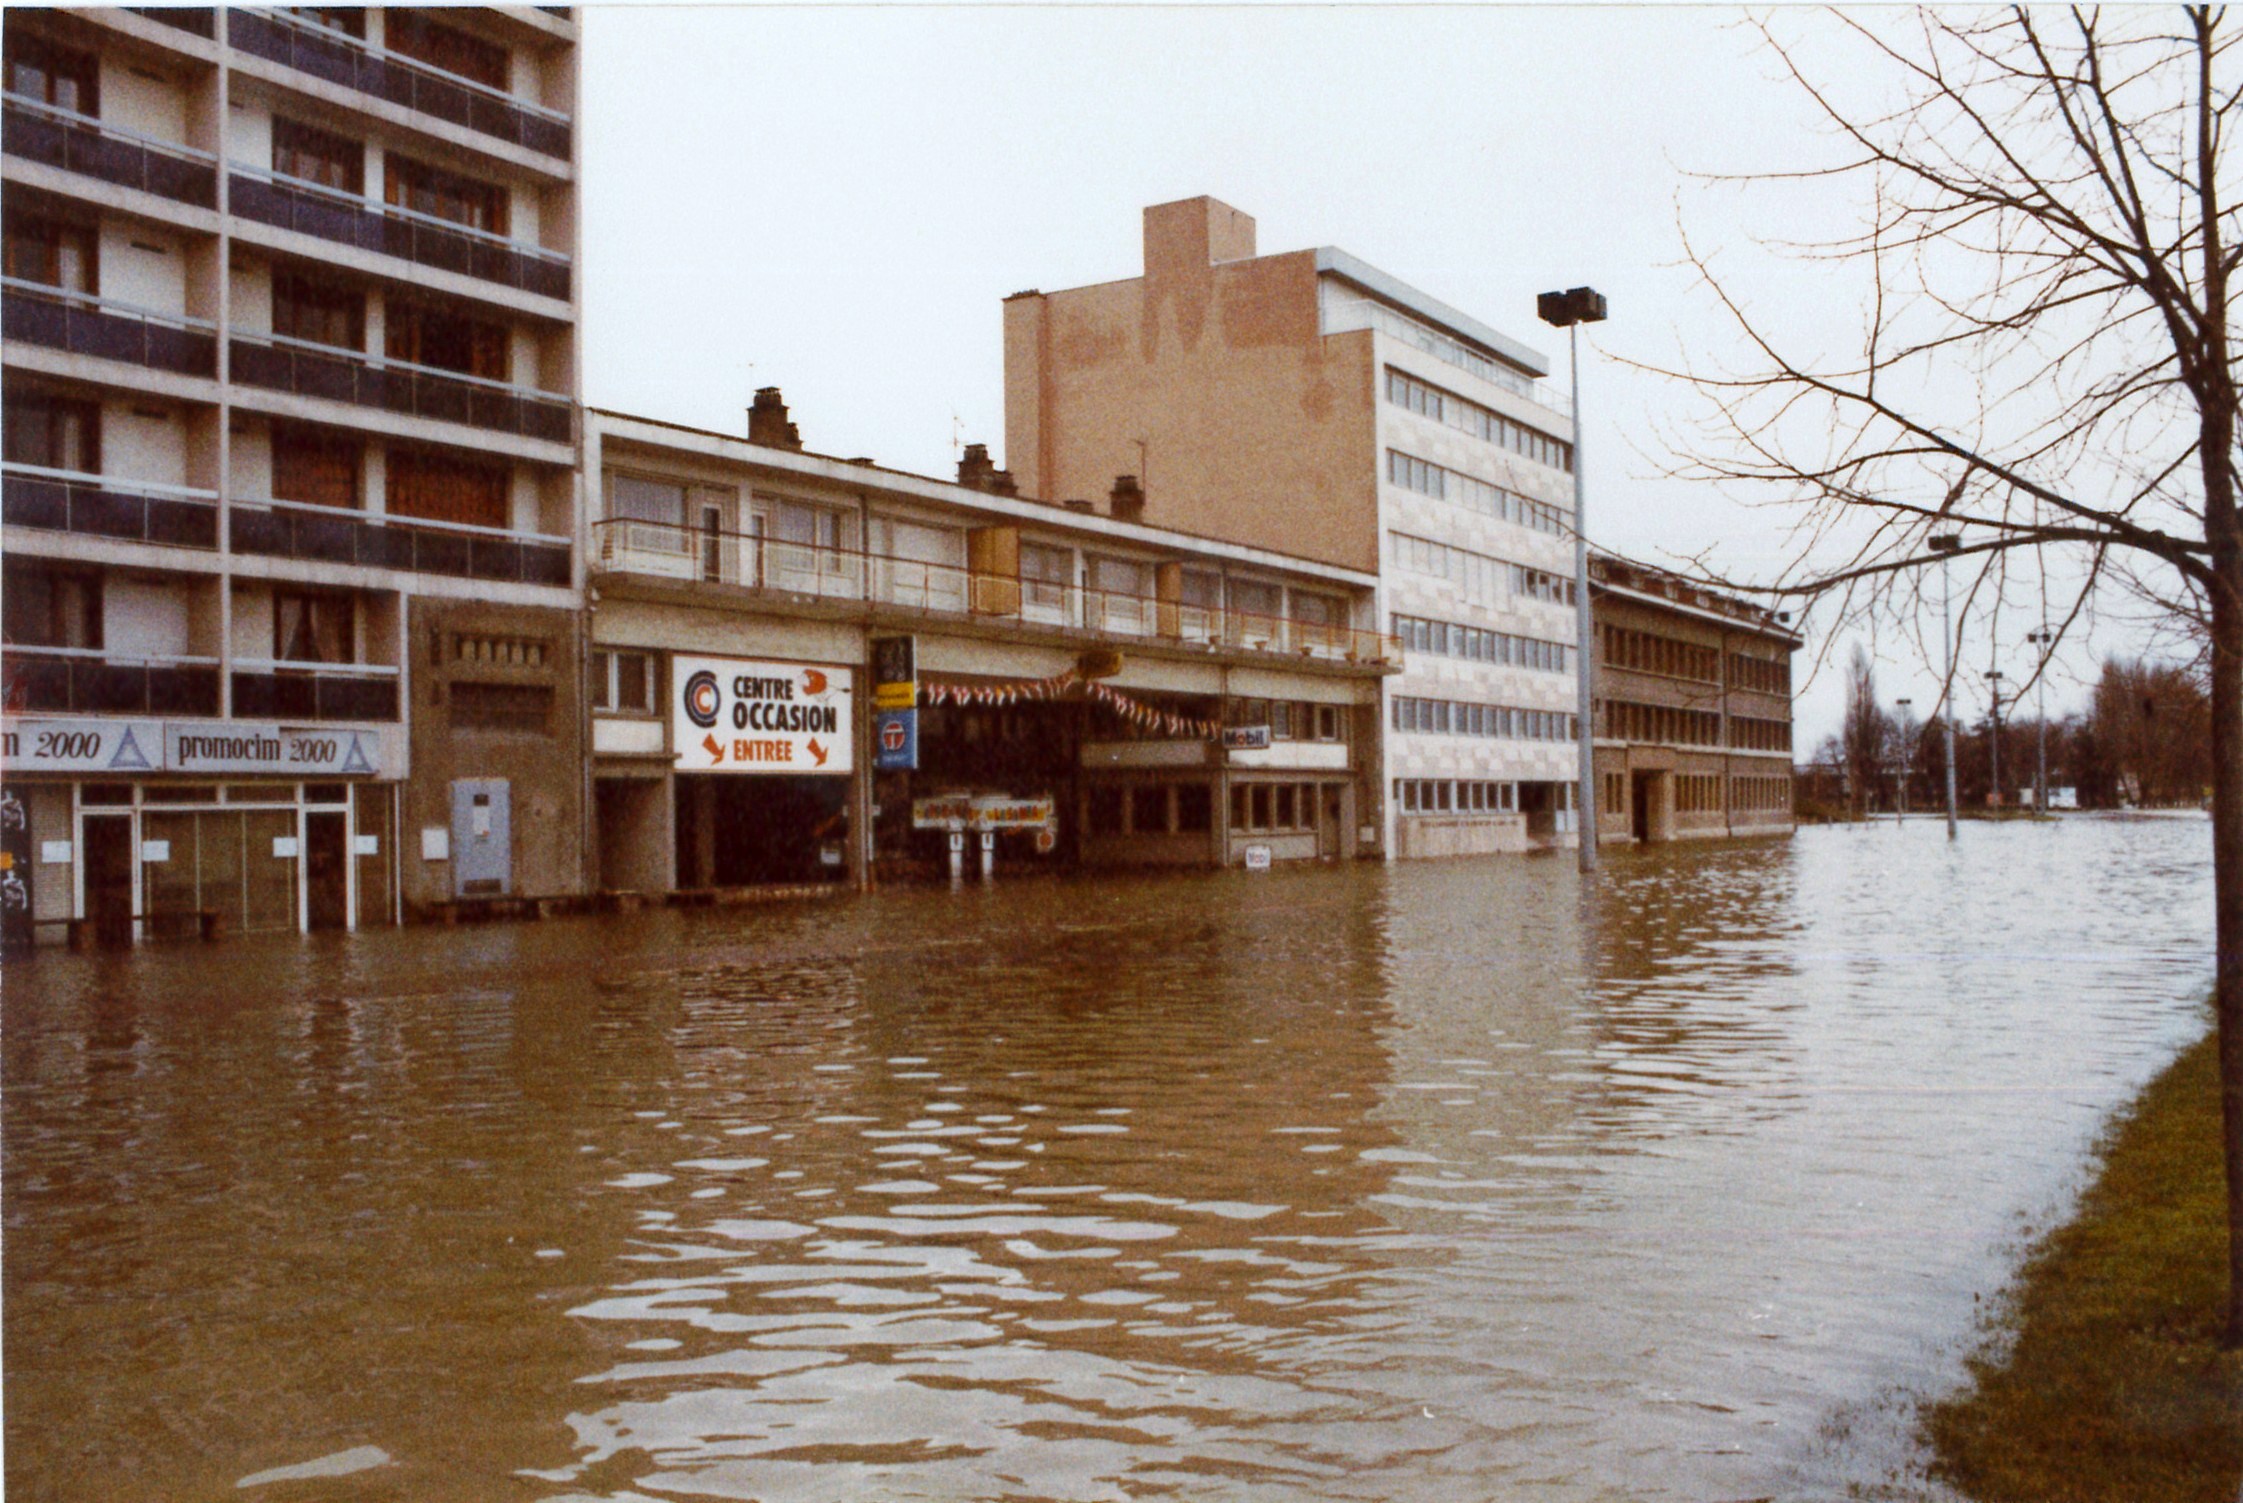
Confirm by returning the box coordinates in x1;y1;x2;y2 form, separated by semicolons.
1006;197;1582;856
2;7;582;943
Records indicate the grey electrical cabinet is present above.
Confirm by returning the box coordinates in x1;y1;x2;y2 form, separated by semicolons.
450;779;512;897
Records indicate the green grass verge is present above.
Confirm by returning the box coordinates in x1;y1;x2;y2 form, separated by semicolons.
1923;1028;2243;1502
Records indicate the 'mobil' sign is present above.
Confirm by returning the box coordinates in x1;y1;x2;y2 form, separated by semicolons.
672;655;853;775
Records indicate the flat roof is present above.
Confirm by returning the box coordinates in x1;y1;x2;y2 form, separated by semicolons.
588;407;1384;590
1314;247;1551;379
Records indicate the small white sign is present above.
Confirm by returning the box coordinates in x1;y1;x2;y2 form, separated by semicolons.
947;831;965;852
471;803;492;838
353;834;380;856
272;836;300;859
1243;844;1273;872
141;840;172;864
421;827;450;862
39;840;72;865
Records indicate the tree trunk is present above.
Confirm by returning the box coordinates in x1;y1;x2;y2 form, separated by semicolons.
2216;583;2243;1346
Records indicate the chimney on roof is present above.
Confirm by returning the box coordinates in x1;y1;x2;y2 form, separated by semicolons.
958;442;996;490
1062;499;1095;514
748;387;802;451
1108;474;1145;523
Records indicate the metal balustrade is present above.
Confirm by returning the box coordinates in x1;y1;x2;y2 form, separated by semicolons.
227;331;573;445
591;519;1402;666
129;7;217;38
1;278;218;377
226;9;572;159
1;646;221;716
2;94;219;208
228;167;571;301
2;465;220;549
231;498;571;586
229;661;400;722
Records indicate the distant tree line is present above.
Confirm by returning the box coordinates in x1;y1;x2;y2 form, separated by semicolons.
1802;655;2210;815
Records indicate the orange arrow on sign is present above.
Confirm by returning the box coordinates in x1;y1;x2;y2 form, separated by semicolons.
807;738;828;767
703;733;724;765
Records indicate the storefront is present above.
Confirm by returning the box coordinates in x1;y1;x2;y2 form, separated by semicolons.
666;655;856;888
1;716;401;945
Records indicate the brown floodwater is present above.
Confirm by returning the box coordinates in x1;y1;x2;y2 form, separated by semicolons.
1;816;2214;1502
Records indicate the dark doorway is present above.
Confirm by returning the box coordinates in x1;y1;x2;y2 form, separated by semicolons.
306;811;349;929
83;815;134;947
677;775;849;887
1319;783;1344;858
1631;770;1657;844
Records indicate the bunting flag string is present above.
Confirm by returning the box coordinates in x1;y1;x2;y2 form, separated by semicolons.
919;672;1222;739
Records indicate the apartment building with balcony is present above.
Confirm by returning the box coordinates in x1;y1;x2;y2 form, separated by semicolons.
2;6;581;944
1588;554;1799;844
584;396;1395;894
1004;197;1583;860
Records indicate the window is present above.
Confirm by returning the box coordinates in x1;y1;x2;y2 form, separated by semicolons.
611;474;685;526
387;447;509;529
6;35;97;114
271;117;363;195
385;11;511;90
1250;784;1273;830
273;591;353;664
1230;579;1281;620
1315;704;1343;741
774;500;841;549
271;270;363;351
1270;700;1295;740
1089;784;1126;835
3;391;98;472
1386;448;1569;534
384;154;508;236
1130;785;1168;834
281;8;365;38
1385;368;1573;472
592;650;656;714
1088;556;1149;600
3;214;94;293
385;299;509;381
1020;542;1071;611
2;563;100;648
1291;591;1342;627
450;681;551;733
271;422;361;509
1178;570;1221;609
1176;784;1213;832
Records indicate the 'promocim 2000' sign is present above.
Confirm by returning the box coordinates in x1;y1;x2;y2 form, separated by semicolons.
671;655;854;775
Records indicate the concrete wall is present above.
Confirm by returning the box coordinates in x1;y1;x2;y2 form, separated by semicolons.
403;599;586;911
1004;197;1381;573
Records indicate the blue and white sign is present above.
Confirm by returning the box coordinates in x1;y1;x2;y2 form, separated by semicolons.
874;708;918;771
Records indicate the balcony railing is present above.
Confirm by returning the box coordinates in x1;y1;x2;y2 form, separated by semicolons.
2;646;221;716
2;94;219;208
228;330;573;444
591;519;1403;667
230;660;400;722
2;278;218;378
232;498;571;586
226;9;572;159
129;8;217;39
2;464;219;549
228;166;571;301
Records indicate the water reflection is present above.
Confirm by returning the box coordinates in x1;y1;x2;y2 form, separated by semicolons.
2;817;2214;1501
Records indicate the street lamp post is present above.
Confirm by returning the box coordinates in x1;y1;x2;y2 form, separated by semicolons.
1539;286;1608;877
2026;628;2054;813
1928;534;1962;837
1895;697;1912;818
1985;669;2006;808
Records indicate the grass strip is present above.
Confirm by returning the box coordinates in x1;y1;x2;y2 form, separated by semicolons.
1923;1027;2243;1502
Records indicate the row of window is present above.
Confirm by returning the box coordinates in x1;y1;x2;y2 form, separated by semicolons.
280;8;517;92
1729;652;1790;695
271;264;514;383
1394;778;1518;815
1599;624;1721;683
1385;368;1574;473
1385;449;1568;535
1392;614;1571;673
1602;700;1723;748
1735;775;1793;812
3;558;363;665
1513;565;1575;606
1087;782;1215;837
1599;772;1795;815
1674;773;1723;813
1228;780;1331;834
1225;698;1348;742
1731;717;1793;753
272;115;512;238
1391;696;1577;742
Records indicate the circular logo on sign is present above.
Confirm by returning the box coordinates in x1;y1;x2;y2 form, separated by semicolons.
881;720;906;752
682;669;723;728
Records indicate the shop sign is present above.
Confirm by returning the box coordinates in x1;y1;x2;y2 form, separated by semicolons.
912;794;976;829
874;708;918;772
164;725;381;776
673;655;853;776
872;636;917;712
972;795;1055;831
2;717;163;774
1222;725;1272;751
1244;844;1273;872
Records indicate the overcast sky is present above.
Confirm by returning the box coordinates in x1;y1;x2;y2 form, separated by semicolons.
578;5;2155;750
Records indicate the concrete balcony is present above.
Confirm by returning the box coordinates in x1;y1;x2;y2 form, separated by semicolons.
228;166;570;302
228;329;572;445
231;498;570;588
229;659;400;722
2;464;219;550
2;278;217;379
126;7;216;40
225;9;571;161
2;94;219;209
1;644;221;717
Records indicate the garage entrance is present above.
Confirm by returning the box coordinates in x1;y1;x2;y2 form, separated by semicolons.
675;773;848;888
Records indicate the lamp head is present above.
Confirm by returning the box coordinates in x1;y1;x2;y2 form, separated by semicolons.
1537;287;1609;328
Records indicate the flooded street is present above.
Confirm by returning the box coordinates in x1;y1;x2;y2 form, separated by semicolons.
2;816;2214;1502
